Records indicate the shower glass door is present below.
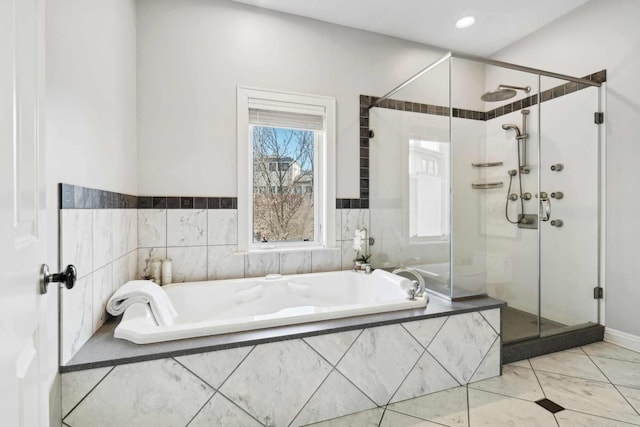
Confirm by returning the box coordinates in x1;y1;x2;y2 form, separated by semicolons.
538;75;601;335
367;53;602;344
451;56;543;342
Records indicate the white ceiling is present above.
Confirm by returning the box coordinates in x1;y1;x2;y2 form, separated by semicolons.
231;0;589;56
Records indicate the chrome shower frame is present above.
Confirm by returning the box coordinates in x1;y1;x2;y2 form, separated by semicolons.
371;51;601;108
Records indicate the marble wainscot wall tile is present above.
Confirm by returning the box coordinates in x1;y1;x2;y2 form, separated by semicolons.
245;252;280;277
189;393;262;427
92;264;113;332
167;246;207;282
341;208;369;241
402;317;448;348
208;209;238;245
480;308;500;333
335;209;342;242
303;329;362;365
92;209;113;270
176;346;253;389
428;312;497;384
291;370;377;426
137;247;167;279
64;359;214;427
167;209;207;246
112;252;136;291
61;366;113;418
390;351;459;403
207;245;244;280
280;251;311;275
125;209;138;253
337;324;423;405
61;275;93;364
61;209;93;279
469;337;501;383
311;248;342;273
341;240;356;270
220;339;332;426
111;209;128;259
137;209;166;248
167;246;207;283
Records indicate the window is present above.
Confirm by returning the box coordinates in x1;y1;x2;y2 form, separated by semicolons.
237;87;336;250
409;139;450;240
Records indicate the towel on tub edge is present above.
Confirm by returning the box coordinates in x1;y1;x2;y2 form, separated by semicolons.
107;280;178;326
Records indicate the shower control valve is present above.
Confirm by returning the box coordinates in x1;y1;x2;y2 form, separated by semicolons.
551;192;564;199
522;192;532;200
550;219;564;227
550;163;564;172
508;193;518;201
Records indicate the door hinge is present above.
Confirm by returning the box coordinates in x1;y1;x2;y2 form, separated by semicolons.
593;286;604;299
594;112;604;124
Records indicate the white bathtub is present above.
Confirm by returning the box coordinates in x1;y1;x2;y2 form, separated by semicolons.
114;269;427;344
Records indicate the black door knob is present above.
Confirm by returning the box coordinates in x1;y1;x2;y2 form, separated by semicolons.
40;264;77;294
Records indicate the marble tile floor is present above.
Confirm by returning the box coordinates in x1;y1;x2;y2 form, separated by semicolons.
308;341;640;427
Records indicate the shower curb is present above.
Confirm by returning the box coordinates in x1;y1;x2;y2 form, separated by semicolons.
502;324;604;363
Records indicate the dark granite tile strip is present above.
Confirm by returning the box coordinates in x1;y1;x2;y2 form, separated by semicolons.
194;197;207;209
166;197;180;209
61;184;239;210
152;197;166;209
61;183;137;209
138;197;152;209
484;69;606;120
60;183;74;209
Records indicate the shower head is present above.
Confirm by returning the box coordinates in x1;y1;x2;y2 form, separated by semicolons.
502;123;522;137
481;84;531;102
481;88;517;102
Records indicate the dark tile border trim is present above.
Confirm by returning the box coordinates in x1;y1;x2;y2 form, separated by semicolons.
485;70;606;120
59;183;138;209
60;183;238;210
502;324;604;364
351;69;606;210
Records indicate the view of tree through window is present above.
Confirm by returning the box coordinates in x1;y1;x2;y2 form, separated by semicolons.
252;126;315;243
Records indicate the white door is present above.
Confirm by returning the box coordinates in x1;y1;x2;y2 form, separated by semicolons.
0;0;52;426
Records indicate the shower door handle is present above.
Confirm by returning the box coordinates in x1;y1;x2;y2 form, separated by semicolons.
539;195;551;222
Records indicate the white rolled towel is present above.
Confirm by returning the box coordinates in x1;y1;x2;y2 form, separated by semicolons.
107;280;178;326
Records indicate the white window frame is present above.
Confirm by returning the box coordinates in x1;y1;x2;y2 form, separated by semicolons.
237;86;336;252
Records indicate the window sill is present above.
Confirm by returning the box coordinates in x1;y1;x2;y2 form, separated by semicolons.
236;246;340;255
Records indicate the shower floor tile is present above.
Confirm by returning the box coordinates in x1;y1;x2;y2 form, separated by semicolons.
306;342;640;427
502;306;565;343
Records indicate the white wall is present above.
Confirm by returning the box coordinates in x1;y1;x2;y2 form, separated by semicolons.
491;0;640;337
45;0;137;422
136;0;452;198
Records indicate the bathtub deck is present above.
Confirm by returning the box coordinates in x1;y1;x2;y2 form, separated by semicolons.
61;294;505;372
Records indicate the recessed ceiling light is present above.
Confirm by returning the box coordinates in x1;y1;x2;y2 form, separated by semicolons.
455;16;476;29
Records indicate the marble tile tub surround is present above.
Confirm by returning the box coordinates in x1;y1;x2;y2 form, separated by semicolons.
318;341;640;427
138;206;370;282
61;308;501;427
60;206;138;365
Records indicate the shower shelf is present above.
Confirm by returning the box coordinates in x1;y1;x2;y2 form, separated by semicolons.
472;182;503;190
472;162;503;168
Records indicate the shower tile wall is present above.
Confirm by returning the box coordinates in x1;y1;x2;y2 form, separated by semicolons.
61;309;501;427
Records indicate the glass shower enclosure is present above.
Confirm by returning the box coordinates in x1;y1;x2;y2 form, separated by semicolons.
367;52;604;344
